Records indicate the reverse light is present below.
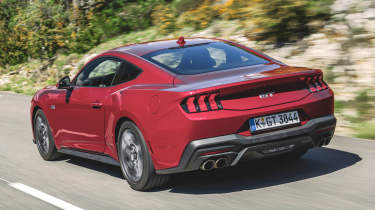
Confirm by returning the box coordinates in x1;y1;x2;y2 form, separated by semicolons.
306;74;328;93
181;93;223;113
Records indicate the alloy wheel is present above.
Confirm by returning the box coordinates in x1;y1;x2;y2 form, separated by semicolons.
120;129;143;183
35;116;49;154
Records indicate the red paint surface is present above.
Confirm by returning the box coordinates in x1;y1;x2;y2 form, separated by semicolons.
30;38;334;170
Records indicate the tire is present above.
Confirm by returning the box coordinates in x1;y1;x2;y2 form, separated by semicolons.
117;121;170;191
33;109;61;161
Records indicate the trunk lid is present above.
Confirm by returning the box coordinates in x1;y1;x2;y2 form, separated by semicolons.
173;64;319;110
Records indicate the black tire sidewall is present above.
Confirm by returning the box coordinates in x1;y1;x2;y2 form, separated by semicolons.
117;121;154;190
33;109;57;160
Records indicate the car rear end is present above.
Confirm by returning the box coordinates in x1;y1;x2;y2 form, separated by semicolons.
139;39;336;174
153;67;335;174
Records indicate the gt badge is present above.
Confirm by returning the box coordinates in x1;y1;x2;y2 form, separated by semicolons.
259;92;275;99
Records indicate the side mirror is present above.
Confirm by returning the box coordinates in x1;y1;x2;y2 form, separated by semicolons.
57;76;72;90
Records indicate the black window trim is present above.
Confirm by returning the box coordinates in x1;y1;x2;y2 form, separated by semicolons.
72;56;143;88
111;59;143;86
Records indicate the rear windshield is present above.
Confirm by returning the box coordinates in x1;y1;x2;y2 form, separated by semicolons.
141;42;269;75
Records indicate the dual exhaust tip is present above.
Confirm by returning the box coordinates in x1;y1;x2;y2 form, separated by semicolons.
200;158;228;171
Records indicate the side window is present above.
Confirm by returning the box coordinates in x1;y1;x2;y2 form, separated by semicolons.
111;61;142;86
75;59;121;87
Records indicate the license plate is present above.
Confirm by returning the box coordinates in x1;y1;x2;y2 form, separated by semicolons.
249;111;300;132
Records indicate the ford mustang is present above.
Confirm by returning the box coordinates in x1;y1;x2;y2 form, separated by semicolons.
30;37;336;191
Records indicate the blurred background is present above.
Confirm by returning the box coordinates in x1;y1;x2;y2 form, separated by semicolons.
0;0;374;139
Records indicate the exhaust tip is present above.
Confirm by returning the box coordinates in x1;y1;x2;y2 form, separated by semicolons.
201;160;215;171
215;158;228;169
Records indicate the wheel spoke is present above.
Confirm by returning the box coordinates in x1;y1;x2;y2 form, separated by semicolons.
36;116;49;154
120;129;143;182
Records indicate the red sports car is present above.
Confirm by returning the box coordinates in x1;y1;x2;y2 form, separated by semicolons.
30;37;336;191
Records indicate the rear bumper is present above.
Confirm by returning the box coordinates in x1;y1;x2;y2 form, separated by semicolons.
156;115;336;174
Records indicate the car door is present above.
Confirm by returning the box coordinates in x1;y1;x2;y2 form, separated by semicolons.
56;57;123;153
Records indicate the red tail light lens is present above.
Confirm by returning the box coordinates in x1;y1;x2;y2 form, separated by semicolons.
305;74;328;93
208;93;219;110
181;93;223;113
186;97;196;113
198;95;208;111
318;75;327;89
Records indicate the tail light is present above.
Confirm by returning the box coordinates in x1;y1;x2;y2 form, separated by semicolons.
181;93;223;113
306;74;328;93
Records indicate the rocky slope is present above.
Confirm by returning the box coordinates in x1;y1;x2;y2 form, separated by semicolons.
212;0;375;136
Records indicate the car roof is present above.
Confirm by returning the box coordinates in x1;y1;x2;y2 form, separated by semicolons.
112;38;218;56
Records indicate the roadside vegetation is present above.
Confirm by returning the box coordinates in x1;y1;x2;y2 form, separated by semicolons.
335;89;375;139
0;0;333;66
0;0;374;139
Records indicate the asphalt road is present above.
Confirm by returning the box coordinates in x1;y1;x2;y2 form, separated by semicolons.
0;91;374;210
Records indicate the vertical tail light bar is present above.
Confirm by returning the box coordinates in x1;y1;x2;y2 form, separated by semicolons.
208;93;218;110
305;74;328;93
318;75;327;89
181;93;223;113
198;95;208;111
185;97;197;113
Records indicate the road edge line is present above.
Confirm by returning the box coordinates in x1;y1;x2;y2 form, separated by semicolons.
9;182;83;210
0;177;10;184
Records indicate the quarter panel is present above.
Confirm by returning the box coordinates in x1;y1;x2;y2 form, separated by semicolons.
101;52;176;161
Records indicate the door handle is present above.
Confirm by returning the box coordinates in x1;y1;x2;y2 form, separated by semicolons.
91;102;103;109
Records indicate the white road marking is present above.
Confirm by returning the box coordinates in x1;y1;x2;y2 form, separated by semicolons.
0;177;83;210
0;177;10;184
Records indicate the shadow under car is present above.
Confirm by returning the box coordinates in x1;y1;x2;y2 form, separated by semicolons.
55;147;361;194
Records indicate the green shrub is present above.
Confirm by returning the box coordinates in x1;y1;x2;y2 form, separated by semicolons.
355;120;375;140
334;100;346;114
178;0;220;30
46;78;57;86
172;0;204;13
242;0;333;44
324;67;335;83
0;0;70;65
0;0;335;67
152;4;179;34
0;0;161;66
0;83;12;91
69;0;159;53
355;89;370;103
